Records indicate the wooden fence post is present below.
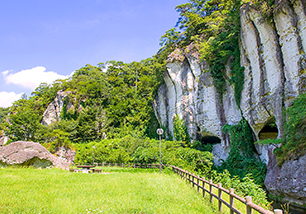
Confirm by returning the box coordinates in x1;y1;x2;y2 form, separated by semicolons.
246;196;252;214
192;174;195;188
209;179;213;202
274;209;283;214
218;183;223;213
229;188;234;214
202;177;206;197
197;175;200;192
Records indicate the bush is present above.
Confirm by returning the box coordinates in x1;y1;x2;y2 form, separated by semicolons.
275;93;306;164
73;135;213;175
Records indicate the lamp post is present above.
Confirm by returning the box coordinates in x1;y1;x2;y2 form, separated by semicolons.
156;128;164;174
93;146;96;165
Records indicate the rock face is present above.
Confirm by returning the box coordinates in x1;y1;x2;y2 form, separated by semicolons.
54;146;76;164
153;44;241;164
265;146;306;206
153;0;306;204
240;1;306;141
239;0;306;163
0;131;8;146
0;141;69;170
41;90;68;125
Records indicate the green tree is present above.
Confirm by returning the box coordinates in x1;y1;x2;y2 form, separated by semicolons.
4;106;43;142
173;114;190;142
0;107;9;125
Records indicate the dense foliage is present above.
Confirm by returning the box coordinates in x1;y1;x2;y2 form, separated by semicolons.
73;136;213;175
279;93;306;162
222;119;267;185
1;58;165;146
0;107;9;126
173;115;190;142
258;93;306;165
73;135;269;207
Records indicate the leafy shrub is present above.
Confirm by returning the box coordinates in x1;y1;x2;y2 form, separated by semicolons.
173;114;190;142
275;93;306;164
221;119;267;186
209;170;270;208
191;140;214;152
73;135;213;175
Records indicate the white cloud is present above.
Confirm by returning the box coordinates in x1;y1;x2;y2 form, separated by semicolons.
4;66;68;90
0;91;23;108
2;70;10;77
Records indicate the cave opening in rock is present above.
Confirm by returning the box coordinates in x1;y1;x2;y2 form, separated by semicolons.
201;136;221;144
258;118;278;140
194;126;221;152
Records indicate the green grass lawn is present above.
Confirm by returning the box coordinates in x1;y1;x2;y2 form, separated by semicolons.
0;167;220;214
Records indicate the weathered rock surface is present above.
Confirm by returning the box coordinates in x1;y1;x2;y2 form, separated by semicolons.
240;1;306;141
0;131;8;146
54;146;76;164
265;146;306;206
153;44;241;164
41;90;68;125
154;44;241;143
0;141;69;169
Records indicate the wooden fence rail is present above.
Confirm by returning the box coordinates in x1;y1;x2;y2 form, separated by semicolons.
72;163;283;214
172;166;283;214
73;162;167;169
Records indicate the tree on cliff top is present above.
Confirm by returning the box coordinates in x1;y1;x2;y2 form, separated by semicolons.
158;0;244;103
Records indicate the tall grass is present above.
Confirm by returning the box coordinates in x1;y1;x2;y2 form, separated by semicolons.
0;167;220;213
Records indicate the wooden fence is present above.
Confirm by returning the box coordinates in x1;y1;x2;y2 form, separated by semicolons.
72;163;283;214
73;162;167;169
172;166;283;214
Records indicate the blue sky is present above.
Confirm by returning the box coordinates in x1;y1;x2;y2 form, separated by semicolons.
0;0;186;107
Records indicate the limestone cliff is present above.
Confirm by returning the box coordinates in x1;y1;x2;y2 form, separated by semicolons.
154;0;306;157
154;44;241;164
153;0;306;204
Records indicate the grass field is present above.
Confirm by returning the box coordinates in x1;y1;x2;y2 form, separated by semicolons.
0;167;220;213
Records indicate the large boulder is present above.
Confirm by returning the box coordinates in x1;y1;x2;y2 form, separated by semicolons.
265;146;306;206
0;141;70;170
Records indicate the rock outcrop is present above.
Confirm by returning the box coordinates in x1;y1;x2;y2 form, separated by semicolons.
41;90;68;125
240;1;306;141
54;146;76;164
0;131;8;146
153;44;241;164
265;146;306;206
239;0;306;163
0;141;69;169
153;0;306;204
